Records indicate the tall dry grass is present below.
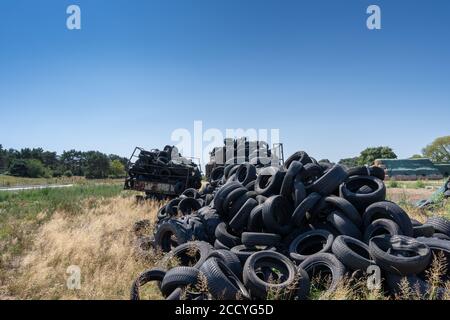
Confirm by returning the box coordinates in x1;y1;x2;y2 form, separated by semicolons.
6;196;162;300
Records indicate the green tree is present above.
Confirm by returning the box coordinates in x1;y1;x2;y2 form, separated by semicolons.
357;146;397;166
84;151;110;179
110;159;126;178
338;157;359;168
8;159;48;178
422;136;450;163
410;154;425;159
60;150;85;176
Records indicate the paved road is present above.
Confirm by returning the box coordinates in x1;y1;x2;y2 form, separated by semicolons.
0;184;74;192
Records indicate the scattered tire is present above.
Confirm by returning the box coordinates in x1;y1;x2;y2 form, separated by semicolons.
332;235;374;271
369;235;431;276
243;251;302;299
299;253;346;294
363;218;402;244
363;201;413;237
241;232;282;247
200;257;250;300
340;176;386;212
130;268;166;300
425;216;450;237
289;230;334;263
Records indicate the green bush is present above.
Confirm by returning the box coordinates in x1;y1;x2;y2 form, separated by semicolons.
64;170;73;177
9;159;48;178
388;180;399;188
415;180;425;188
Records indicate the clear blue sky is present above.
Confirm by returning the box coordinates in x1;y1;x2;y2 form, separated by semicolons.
0;0;449;163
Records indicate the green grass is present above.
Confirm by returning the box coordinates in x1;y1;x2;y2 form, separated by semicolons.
386;179;445;189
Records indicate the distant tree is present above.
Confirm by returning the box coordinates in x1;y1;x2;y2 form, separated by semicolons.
109;154;128;167
110;159;126;178
41;151;59;169
357;147;397;166
0;144;6;173
8;159;28;177
422;136;450;163
410;154;425;159
26;159;50;178
9;159;48;178
84;151;110;179
60;150;85;176
318;159;331;164
338;157;359;168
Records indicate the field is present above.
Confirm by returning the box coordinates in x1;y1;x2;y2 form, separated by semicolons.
0;180;449;300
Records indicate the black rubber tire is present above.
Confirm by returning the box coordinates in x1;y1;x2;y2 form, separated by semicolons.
177;197;201;215
224;164;237;179
299;253;347;293
247;204;265;232
280;161;303;201
363;218;402;244
311;164;348;196
413;224;435;238
347;166;385;180
363;201;413;237
322;196;362;228
255;166;285;196
160;266;200;297
241;232;282;247
214;222;241;248
369;235;431;276
386;273;445;299
182;188;200;199
210;166;225;184
284;151;312;169
154;220;191;252
222;187;248;217
416;236;450;263
291;193;321;227
229;198;258;232
235;163;257;186
256;195;268;204
293;180;307;208
331;235;374;271
207;249;243;277
231;245;276;264
340;176;386;212
214;239;230;250
326;211;362;240
243;251;300;299
245;180;256;191
262;195;293;235
213;182;242;216
164;241;213;269
199;257;250;300
228;193;251;220
130;268;166;300
289;229;334;263
165;198;182;216
433;233;450;240
425;216;450;237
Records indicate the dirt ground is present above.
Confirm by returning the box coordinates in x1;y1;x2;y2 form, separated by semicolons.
387;188;434;204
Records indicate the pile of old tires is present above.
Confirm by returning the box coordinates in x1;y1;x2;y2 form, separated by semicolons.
444;179;450;198
131;151;450;300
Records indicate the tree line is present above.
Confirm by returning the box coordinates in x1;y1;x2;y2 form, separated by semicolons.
0;145;128;179
338;136;450;167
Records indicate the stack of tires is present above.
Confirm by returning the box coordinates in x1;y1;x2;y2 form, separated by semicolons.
125;145;202;193
132;151;450;300
205;138;279;179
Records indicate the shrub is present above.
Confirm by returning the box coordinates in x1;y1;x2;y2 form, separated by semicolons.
388;180;399;188
64;170;73;177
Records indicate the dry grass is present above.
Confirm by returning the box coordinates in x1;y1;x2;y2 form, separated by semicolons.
1;185;449;300
5;196;162;300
